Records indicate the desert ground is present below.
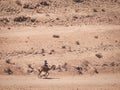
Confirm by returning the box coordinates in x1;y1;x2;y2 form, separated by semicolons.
0;0;120;90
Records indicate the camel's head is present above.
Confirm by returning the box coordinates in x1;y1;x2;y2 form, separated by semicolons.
50;65;56;70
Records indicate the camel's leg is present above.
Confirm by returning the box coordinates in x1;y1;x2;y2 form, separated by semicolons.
44;72;49;78
38;70;42;78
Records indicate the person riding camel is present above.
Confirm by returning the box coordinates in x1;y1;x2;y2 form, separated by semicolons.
44;60;49;69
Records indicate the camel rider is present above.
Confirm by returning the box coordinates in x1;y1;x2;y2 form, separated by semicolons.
44;60;48;69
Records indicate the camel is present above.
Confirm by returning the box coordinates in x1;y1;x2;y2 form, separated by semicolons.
38;65;56;78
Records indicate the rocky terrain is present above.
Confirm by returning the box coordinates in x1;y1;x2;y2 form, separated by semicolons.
0;0;120;90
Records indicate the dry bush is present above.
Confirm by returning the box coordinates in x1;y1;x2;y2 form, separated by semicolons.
23;3;36;9
4;67;13;75
5;59;11;64
14;16;30;22
40;1;49;6
0;18;9;24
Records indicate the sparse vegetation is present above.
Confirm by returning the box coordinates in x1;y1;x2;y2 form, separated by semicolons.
0;18;9;24
40;1;49;6
23;3;36;9
5;59;11;64
14;16;30;22
4;67;13;75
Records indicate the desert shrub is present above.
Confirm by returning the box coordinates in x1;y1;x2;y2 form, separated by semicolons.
23;3;36;9
40;1;49;6
5;59;11;64
0;18;9;23
4;68;13;75
5;59;15;65
27;64;34;73
14;16;30;22
74;66;83;74
31;19;36;22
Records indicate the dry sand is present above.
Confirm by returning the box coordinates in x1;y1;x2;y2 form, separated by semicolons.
0;0;120;90
0;73;120;90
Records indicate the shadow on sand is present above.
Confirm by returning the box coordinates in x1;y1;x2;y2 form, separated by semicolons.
42;77;59;79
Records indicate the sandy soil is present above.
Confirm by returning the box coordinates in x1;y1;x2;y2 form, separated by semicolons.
0;73;120;90
0;0;120;90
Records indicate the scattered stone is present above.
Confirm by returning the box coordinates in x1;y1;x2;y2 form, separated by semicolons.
62;46;66;49
41;49;45;53
56;18;60;20
95;53;103;58
94;36;98;39
53;35;60;38
76;41;80;45
73;0;84;3
93;9;98;12
8;27;11;30
94;68;99;74
102;63;108;67
101;9;105;12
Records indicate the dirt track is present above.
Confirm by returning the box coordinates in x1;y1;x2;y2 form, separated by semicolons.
0;74;120;90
